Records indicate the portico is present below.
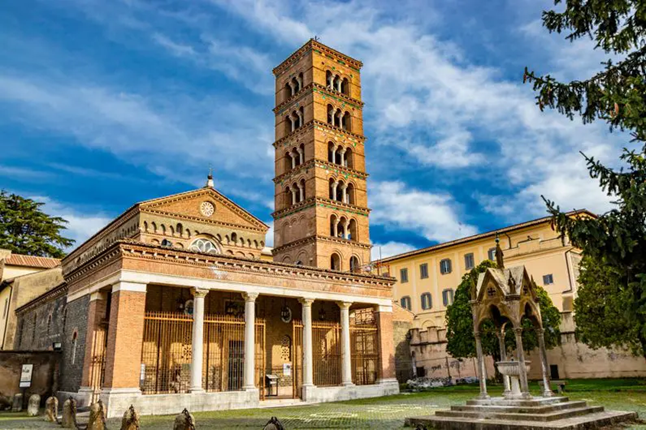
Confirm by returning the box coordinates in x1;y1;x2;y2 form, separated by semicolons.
66;242;397;418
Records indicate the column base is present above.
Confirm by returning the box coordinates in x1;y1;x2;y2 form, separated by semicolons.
243;386;259;393
341;381;355;387
189;388;206;394
477;393;490;400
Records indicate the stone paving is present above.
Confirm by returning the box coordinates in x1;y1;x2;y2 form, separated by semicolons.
1;388;645;429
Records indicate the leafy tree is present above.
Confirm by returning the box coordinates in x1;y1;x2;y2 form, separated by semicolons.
0;191;74;258
524;1;646;356
445;260;561;361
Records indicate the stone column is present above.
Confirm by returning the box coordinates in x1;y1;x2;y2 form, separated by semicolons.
291;188;297;205
537;328;554;397
297;182;304;202
497;329;511;397
297;147;304;164
288;81;296;97
513;327;531;398
342;219;349;239
339;148;346;166
474;331;489;399
299;298;315;388
337;301;354;386
291;153;296;169
331;181;338;201
340;183;347;204
332;220;338;237
331;146;337;164
102;282;147;393
190;288;208;393
243;292;259;391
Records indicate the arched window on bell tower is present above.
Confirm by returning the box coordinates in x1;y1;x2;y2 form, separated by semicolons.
331;253;341;271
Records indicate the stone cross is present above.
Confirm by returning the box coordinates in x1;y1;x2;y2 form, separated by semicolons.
121;405;140;430
87;400;107;430
173;408;196;430
61;397;77;429
44;396;58;423
27;394;40;417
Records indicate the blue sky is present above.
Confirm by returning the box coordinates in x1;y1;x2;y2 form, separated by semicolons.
0;0;627;258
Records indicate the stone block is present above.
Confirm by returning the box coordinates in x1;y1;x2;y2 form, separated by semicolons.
27;394;40;416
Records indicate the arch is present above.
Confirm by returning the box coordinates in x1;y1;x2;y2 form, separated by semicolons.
285;186;293;208
346;183;355;205
235;251;246;257
285;115;292;136
247;239;252;247
299;178;306;201
328;178;337;200
285;151;292;172
348;219;357;241
248;253;255;259
226;250;234;255
342;112;351;131
342;77;349;95
350;256;360;273
326;70;334;89
345;147;353;168
143;221;149;232
282;256;292;263
151;222;157;233
71;331;78;365
253;240;259;248
330;253;341;271
327;104;335;126
338;216;349;239
175;243;184;249
169;225;175;236
189;238;221;254
299;143;305;164
161;224;166;235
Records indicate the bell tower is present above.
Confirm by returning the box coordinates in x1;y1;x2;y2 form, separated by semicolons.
272;39;371;271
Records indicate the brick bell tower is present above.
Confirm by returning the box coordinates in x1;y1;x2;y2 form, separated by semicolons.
271;39;371;271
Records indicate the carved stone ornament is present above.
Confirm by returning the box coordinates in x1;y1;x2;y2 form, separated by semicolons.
200;201;215;217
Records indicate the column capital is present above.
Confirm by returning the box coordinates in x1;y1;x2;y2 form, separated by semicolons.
298;298;315;306
191;287;209;298
336;301;352;310
242;292;259;302
535;328;545;335
513;327;523;335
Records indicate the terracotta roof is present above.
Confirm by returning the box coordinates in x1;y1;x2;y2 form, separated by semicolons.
5;254;60;269
377;209;596;263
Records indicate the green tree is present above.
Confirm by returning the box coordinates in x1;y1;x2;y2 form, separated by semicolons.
445;260;561;360
524;1;646;356
0;191;74;258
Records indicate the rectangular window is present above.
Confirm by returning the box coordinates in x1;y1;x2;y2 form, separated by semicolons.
400;268;409;283
440;259;452;275
488;248;496;261
442;289;454;306
464;253;475;270
543;274;554;285
420;263;429;279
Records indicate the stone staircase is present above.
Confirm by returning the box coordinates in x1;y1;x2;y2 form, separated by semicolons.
406;396;637;429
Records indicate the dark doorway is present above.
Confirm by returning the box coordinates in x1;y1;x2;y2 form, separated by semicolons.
228;340;244;391
550;364;560;380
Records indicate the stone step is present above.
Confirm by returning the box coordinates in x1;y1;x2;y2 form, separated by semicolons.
466;396;569;407
436;405;604;422
451;400;588;414
405;410;637;430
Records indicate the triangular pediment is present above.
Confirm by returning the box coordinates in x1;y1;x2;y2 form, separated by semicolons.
138;187;269;232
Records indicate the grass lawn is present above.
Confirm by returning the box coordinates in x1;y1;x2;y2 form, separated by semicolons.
1;379;646;429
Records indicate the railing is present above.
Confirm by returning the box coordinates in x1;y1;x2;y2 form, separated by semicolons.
312;321;342;386
351;322;379;385
140;311;265;395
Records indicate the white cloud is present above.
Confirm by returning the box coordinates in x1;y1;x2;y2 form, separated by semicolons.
264;221;275;248
370;181;478;243
371;241;415;260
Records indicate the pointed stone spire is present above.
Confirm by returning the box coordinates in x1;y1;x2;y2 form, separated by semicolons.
206;167;214;188
495;233;505;269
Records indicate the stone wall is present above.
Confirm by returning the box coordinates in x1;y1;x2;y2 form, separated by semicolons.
60;295;90;393
14;288;66;351
392;304;414;383
0;351;60;407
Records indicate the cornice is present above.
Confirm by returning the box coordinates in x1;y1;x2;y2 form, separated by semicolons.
273;120;366;149
126;241;392;287
272;197;370;220
273;39;362;77
274;83;363;114
273;159;368;184
140;208;266;234
15;282;68;314
272;234;370;253
65;240;394;290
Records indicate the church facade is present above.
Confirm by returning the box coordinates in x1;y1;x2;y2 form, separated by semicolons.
13;40;399;418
